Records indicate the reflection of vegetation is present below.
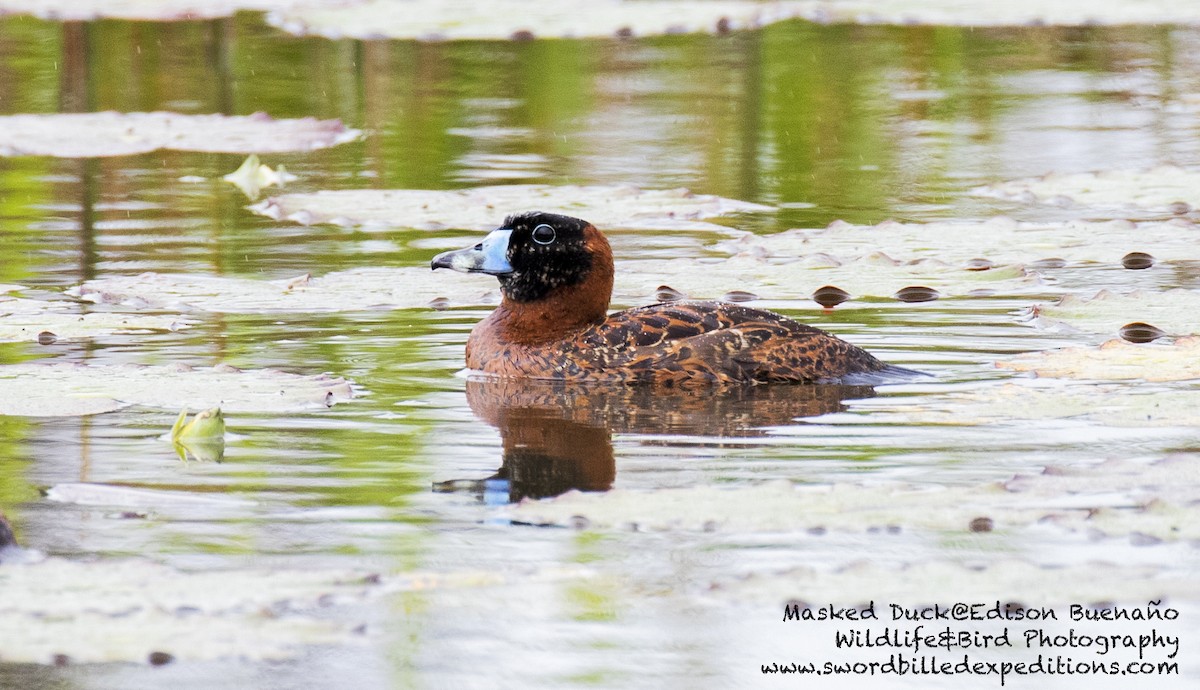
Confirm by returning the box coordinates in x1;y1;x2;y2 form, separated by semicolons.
0;414;39;542
0;17;1183;284
568;533;618;622
192;310;446;521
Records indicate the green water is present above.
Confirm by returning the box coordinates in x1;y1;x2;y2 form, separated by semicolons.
0;13;1198;689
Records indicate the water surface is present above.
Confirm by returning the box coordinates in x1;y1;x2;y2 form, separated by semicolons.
1;14;1198;689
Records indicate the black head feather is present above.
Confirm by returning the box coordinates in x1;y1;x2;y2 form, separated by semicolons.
496;212;594;302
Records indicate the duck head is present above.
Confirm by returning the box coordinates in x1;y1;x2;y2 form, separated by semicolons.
434;211;609;300
432;213;614;337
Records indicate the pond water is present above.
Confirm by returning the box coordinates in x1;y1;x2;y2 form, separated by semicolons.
0;13;1199;690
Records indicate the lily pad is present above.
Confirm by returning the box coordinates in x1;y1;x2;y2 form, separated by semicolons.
46;483;255;508
0;112;360;158
715;560;1200;608
997;337;1200;382
865;381;1200;429
620;252;1041;301
0;556;375;665
1006;455;1200;504
0;295;191;342
1;292;192;343
0;0;356;21
267;0;814;41
975;166;1200;215
782;0;1200;26
0;556;593;665
714;217;1200;267
1026;289;1200;337
248;184;773;232
0;362;354;417
69;269;484;313
508;455;1200;541
505;480;1047;534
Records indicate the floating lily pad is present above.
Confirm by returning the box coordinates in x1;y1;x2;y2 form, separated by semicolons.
714;217;1200;267
268;0;814;40
867;381;1200;428
1006;455;1200;504
0;112;360;158
1027;289;1200;337
0;295;191;342
46;483;255;508
0;556;376;665
715;560;1200;608
249;184;773;232
997;337;1200;381
0;0;356;21
624;254;1039;301
505;480;1046;534
975;166;1200;215
0;556;593;665
508;455;1200;541
0;362;354;417
783;0;1200;26
69;269;486;313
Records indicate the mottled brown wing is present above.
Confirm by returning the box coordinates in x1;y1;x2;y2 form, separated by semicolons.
575;301;885;384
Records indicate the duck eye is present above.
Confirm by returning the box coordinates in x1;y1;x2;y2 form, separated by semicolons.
531;224;556;245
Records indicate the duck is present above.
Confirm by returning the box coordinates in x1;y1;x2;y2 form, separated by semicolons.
431;212;913;386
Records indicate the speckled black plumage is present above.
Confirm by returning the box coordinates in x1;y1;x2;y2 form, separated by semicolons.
497;212;594;303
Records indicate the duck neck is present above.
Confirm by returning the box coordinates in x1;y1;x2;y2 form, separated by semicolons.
492;247;613;346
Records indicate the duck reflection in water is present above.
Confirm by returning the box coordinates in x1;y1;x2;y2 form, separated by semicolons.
434;377;876;503
0;511;16;561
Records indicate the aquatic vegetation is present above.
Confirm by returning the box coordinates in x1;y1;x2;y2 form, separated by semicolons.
265;0;1200;41
1025;289;1200;337
507;455;1200;540
68;268;487;313
857;381;1200;428
250;184;772;232
170;408;227;462
223;154;296;201
0;0;354;21
998;337;1200;381
624;254;1038;302
0;294;191;343
0;363;354;416
0;9;1196;686
0;553;593;664
781;0;1200;26
712;560;1200;607
0;112;360;158
65;257;1034;314
975;166;1200;216
0;557;377;664
714;217;1200;267
46;483;257;508
267;0;817;41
